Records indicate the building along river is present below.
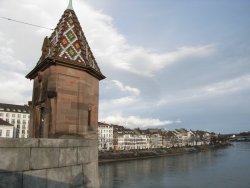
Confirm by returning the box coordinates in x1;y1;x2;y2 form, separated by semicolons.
99;142;250;188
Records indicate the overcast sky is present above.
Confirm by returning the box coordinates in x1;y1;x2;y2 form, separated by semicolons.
0;0;249;133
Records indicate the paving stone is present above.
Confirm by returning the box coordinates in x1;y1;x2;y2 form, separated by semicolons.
0;148;30;172
82;162;99;188
47;167;72;188
59;148;77;166
23;170;46;188
30;148;59;169
71;165;84;187
0;172;22;188
78;147;98;164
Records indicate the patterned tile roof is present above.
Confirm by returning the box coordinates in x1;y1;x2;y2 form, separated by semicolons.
27;2;105;80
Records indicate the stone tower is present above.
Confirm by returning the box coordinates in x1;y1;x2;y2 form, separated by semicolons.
26;0;105;138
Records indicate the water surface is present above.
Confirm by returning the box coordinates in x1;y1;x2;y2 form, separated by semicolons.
99;142;250;188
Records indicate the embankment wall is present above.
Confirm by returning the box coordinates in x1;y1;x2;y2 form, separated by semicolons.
0;138;99;188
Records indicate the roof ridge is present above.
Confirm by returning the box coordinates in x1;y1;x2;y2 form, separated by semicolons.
0;118;13;126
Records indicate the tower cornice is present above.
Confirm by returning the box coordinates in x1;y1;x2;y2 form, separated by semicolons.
26;57;105;80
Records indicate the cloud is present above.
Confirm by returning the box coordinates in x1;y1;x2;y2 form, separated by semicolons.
109;96;137;106
203;74;250;95
109;44;215;77
112;80;140;96
100;80;141;113
157;74;250;106
0;32;31;104
100;114;182;129
0;38;27;73
49;1;215;78
1;0;249;133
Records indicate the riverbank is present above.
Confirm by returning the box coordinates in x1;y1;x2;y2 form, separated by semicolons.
99;143;230;163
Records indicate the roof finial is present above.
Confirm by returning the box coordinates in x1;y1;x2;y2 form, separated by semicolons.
67;0;73;10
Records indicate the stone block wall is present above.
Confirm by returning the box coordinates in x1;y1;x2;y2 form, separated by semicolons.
30;65;99;139
0;138;99;188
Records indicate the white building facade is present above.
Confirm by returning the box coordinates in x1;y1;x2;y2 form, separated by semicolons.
98;123;114;151
114;133;150;150
0;103;30;138
150;133;163;148
0;119;14;138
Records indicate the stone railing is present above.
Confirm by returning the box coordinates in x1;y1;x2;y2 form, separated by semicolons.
0;138;99;188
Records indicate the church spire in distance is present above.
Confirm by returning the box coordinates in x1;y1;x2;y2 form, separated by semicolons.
67;0;73;10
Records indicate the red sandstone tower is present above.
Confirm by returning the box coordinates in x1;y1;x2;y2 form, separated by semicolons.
26;0;105;138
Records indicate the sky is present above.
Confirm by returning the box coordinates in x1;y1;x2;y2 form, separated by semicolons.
0;0;249;133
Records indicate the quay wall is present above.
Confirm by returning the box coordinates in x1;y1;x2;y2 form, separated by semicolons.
99;143;231;163
0;138;99;188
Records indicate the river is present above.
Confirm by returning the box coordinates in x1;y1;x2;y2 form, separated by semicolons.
99;142;250;188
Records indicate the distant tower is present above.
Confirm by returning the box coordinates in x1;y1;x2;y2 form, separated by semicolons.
26;0;105;138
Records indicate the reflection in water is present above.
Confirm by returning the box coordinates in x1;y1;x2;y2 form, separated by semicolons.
99;143;250;188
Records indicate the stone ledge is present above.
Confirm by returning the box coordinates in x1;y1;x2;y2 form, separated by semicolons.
0;148;30;172
0;138;99;187
0;139;39;148
39;138;97;148
0;138;97;148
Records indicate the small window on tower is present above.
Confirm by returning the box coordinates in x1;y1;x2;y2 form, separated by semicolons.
88;110;91;127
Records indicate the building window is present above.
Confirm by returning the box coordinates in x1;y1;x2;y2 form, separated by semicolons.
6;119;9;123
0;113;3;117
6;113;9;117
22;130;25;134
17;114;21;118
88;110;91;127
12;114;15;117
16;129;20;138
6;130;10;137
11;119;15;124
0;130;2;136
23;115;26;118
22;125;26;129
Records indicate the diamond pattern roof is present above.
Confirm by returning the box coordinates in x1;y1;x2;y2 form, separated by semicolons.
27;5;105;80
